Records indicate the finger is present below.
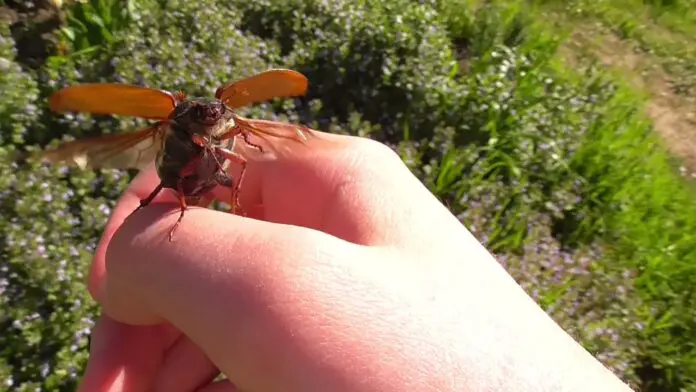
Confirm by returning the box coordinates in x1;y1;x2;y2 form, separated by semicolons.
102;200;359;324
78;315;180;392
153;335;220;392
80;315;220;392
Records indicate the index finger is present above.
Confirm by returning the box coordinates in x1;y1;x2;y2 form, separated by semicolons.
88;160;267;302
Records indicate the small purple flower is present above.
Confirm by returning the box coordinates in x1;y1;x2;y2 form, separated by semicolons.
85;313;96;329
68;365;79;379
40;363;50;378
98;204;111;216
57;267;66;282
111;169;123;181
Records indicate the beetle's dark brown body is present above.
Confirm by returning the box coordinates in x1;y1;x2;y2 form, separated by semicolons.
134;98;253;239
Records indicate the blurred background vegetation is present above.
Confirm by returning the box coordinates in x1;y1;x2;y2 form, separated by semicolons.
1;0;695;390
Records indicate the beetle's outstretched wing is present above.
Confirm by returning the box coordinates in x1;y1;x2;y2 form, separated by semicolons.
226;116;318;158
215;69;308;109
41;125;167;170
49;84;179;120
236;116;313;142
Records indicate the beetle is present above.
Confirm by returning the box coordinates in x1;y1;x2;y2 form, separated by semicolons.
42;69;312;241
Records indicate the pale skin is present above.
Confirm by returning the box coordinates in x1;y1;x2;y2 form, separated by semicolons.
80;130;635;392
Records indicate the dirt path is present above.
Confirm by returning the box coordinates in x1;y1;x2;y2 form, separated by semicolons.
561;28;696;178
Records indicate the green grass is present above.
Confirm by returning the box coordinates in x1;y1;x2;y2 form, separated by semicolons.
456;2;696;388
535;0;696;96
1;0;696;391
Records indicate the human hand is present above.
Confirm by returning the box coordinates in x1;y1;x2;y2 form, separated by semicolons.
79;128;633;392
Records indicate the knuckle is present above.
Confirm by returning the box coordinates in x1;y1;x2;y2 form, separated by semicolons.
348;137;403;166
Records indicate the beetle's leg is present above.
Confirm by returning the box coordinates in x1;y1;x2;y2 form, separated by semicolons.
126;183;164;220
168;182;188;242
215;146;248;216
205;146;245;216
241;131;264;153
212;170;245;216
219;120;264;154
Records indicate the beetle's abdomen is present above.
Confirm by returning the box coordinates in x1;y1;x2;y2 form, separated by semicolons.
156;125;202;188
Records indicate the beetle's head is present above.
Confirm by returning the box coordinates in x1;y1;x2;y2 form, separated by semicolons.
171;98;226;126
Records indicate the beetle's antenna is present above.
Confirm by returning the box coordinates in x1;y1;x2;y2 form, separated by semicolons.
173;91;187;102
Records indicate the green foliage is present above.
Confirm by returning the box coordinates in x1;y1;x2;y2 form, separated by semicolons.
0;156;127;391
110;0;276;97
0;25;41;147
59;0;136;53
437;0;537;57
1;0;696;391
1;30;131;391
239;0;460;143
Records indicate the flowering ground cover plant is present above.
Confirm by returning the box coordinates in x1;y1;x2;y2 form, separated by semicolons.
1;0;695;391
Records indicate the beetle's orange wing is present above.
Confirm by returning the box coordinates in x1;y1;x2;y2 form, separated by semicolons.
41;124;167;170
215;69;308;109
49;84;178;120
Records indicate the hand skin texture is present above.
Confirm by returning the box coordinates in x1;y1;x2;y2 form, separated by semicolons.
78;129;634;392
